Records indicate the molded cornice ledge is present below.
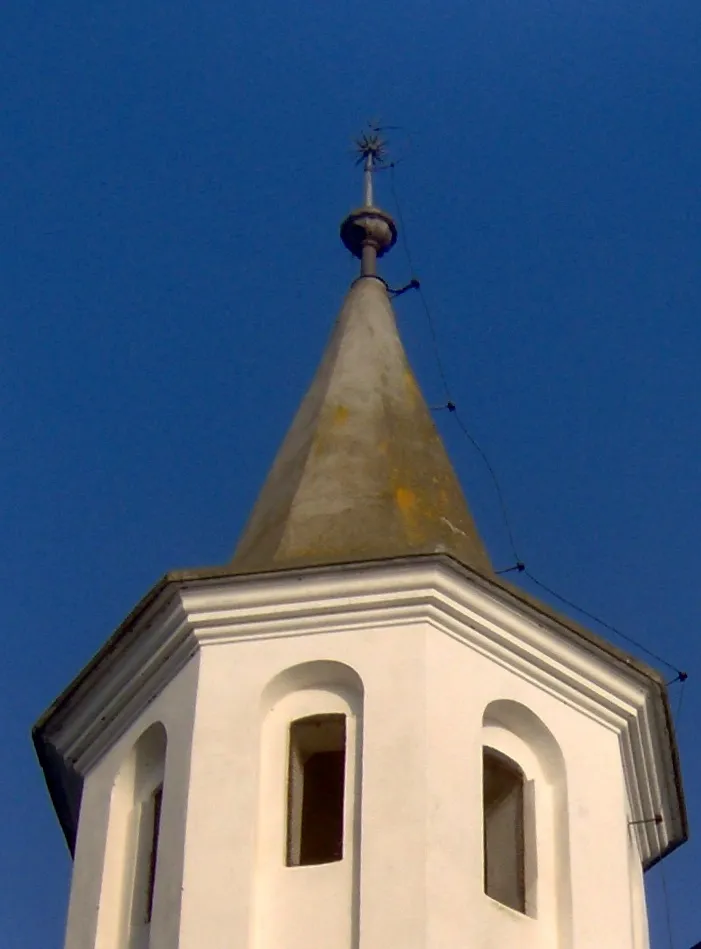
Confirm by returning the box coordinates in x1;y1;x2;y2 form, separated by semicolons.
33;555;686;865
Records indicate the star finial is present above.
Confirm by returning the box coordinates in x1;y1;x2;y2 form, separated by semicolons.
354;126;389;206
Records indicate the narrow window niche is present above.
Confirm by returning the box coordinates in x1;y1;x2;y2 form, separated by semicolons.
287;714;346;867
132;783;164;927
483;748;526;913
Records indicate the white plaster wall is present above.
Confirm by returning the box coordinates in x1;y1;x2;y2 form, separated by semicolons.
176;616;646;949
62;574;652;949
252;678;361;949
64;654;199;949
177;624;428;949
425;627;642;949
480;725;556;928
628;824;651;949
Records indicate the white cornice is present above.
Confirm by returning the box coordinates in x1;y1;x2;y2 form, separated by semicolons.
39;558;684;868
55;595;196;773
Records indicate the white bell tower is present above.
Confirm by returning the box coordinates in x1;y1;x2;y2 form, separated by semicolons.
34;135;686;949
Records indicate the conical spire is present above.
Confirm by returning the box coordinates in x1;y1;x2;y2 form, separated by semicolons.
232;134;492;576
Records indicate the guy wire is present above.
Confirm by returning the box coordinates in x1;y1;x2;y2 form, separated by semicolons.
388;161;688;682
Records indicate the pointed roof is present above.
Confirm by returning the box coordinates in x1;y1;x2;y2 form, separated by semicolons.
232;275;493;575
233;130;493;575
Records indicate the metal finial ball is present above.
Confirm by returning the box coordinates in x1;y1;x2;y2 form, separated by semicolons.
340;207;397;260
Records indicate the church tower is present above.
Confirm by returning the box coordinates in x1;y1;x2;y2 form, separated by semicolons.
34;134;686;949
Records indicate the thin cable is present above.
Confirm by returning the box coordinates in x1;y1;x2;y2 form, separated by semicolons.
496;563;526;576
388;161;687;680
390;162;519;560
431;395;521;563
675;677;687;724
389;163;452;401
416;286;453;402
452;407;521;564
389;162;417;273
523;569;685;677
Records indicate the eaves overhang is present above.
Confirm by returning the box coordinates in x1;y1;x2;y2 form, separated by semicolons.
33;553;687;866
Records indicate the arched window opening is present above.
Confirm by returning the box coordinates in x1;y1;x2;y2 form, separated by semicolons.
286;714;346;867
133;782;163;926
483;748;525;913
96;722;169;949
127;723;167;947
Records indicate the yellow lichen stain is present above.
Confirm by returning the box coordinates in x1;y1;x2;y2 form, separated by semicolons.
394;484;436;544
311;405;349;457
395;486;416;514
333;404;349;425
403;369;420;403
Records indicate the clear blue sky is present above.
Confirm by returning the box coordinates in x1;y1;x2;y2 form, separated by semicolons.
2;1;700;946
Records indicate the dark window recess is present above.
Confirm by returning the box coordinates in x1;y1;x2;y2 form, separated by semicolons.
287;715;346;867
144;784;163;923
483;749;526;913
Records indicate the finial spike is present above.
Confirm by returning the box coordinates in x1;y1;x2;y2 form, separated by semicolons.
363;153;374;208
341;126;397;277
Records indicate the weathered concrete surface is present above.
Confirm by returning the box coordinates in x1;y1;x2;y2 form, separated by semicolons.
232;276;493;574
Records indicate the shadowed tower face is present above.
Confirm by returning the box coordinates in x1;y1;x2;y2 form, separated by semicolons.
232;134;493;576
